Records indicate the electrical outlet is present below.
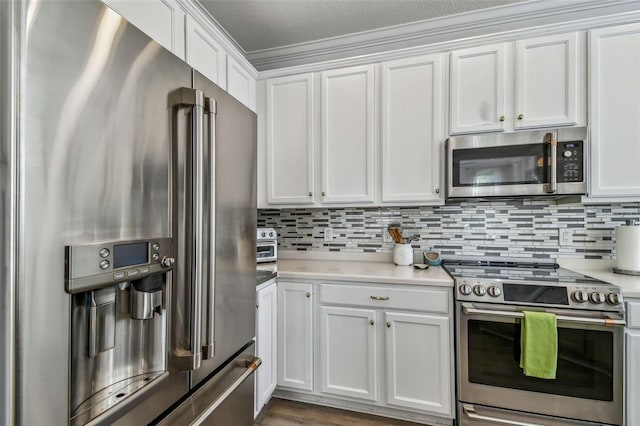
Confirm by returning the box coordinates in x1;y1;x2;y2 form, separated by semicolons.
383;228;393;243
559;229;573;246
324;227;333;242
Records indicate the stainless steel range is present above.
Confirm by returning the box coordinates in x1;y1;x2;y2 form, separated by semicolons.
445;260;625;426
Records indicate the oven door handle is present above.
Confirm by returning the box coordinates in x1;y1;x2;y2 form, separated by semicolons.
462;404;543;426
461;303;626;326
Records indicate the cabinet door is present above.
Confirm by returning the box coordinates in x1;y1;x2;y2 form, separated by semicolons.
227;55;256;111
515;33;580;129
381;54;445;204
450;44;506;134
255;281;277;417
266;74;315;205
319;306;377;401
101;0;185;58
277;282;313;391
321;65;375;203
185;15;226;87
589;23;640;198
385;312;452;416
627;330;640;425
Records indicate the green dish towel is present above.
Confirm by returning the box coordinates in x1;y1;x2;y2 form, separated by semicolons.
519;311;558;379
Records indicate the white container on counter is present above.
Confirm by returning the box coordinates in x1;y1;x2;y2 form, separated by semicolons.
393;244;413;266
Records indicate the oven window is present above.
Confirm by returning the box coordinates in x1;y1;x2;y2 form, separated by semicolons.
453;144;549;187
467;320;614;401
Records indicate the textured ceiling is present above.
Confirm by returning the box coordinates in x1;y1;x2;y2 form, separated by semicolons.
199;0;527;53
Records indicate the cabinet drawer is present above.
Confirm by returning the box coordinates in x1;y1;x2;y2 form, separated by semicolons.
319;284;449;314
627;301;640;328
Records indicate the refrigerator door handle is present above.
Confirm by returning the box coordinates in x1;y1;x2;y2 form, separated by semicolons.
202;97;217;360
191;357;261;426
171;87;205;370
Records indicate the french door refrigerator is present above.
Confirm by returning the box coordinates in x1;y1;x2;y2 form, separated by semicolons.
0;1;258;425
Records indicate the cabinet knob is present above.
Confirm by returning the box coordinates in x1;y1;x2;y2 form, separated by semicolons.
308;192;312;197
370;320;374;326
435;188;440;194
321;191;326;196
517;114;524;120
256;303;259;309
306;292;310;298
499;115;505;122
386;322;391;328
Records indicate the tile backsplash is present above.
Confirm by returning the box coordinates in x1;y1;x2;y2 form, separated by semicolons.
258;200;640;260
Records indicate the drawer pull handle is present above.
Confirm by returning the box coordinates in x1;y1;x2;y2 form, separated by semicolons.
370;320;374;326
370;296;390;301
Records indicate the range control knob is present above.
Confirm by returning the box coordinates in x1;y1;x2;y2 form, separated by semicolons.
269;231;274;238
459;284;472;296
261;232;266;238
563;150;573;158
161;256;175;268
473;285;487;296
487;286;502;297
572;290;588;303
589;291;606;304
607;293;622;305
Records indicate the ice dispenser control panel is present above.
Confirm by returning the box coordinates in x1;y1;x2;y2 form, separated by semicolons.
65;237;174;294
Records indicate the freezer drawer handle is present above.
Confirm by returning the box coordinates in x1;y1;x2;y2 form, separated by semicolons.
461;303;626;326
191;356;262;426
462;404;542;426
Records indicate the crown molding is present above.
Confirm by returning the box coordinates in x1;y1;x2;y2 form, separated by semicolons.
250;0;640;72
179;0;257;78
257;8;640;79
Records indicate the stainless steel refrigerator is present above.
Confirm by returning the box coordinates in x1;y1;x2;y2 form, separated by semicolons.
0;1;258;425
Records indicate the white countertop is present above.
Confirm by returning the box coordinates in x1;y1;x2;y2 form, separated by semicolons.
258;258;453;287
559;259;640;299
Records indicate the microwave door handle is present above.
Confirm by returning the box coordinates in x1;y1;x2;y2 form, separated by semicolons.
461;303;626;326
203;97;217;360
546;131;558;193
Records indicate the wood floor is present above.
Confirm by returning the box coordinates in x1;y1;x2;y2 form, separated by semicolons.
254;398;427;426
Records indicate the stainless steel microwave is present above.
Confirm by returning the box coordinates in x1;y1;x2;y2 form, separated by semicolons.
446;128;587;199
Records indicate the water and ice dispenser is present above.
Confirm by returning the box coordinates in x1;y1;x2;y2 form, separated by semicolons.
65;238;175;425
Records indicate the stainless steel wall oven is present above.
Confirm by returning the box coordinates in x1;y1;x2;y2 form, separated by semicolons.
446;260;624;426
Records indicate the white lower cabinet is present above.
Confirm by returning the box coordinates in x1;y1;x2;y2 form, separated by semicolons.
277;281;313;391
385;312;451;415
626;300;640;426
276;280;454;422
320;306;378;401
255;279;277;418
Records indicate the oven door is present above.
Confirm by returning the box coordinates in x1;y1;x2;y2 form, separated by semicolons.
457;302;624;425
256;242;276;263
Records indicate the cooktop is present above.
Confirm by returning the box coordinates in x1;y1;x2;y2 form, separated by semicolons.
443;259;624;311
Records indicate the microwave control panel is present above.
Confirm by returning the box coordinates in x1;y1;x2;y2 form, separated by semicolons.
557;141;584;183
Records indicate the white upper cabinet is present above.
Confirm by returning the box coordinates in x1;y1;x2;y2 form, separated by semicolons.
381;54;445;204
450;43;506;134
265;74;315;205
227;55;256;111
185;15;226;88
514;33;580;129
450;32;584;135
320;65;376;204
588;23;640;200
101;0;186;59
